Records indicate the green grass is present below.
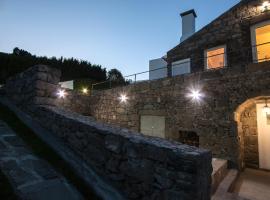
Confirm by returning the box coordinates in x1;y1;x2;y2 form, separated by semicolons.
0;102;100;200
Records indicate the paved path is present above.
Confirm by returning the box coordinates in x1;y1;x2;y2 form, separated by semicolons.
0;120;83;200
233;168;270;200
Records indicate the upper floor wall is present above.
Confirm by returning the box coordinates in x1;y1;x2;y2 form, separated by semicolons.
167;0;270;75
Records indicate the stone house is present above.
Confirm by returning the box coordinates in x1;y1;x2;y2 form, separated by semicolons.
166;0;270;75
15;0;269;171
3;0;270;198
82;0;270;170
164;0;270;169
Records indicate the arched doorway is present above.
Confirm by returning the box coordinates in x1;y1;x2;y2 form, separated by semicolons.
235;96;270;170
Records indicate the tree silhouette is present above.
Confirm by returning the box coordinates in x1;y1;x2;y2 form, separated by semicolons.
107;68;129;87
0;47;107;84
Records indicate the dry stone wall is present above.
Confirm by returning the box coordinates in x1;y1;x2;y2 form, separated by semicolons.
3;65;61;107
58;89;92;115
3;64;91;114
1;65;213;200
30;106;212;200
88;62;270;168
5;62;269;170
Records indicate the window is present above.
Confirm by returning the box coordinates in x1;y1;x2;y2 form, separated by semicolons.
205;46;227;69
172;58;191;76
251;20;270;63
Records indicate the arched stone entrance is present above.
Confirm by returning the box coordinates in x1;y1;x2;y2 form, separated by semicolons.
235;96;270;170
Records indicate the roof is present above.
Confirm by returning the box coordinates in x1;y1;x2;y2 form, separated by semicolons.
168;0;254;54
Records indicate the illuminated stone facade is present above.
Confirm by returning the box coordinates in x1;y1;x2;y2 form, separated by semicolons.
3;0;270;170
167;0;270;74
86;62;270;168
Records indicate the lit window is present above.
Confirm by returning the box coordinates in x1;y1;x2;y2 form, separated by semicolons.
255;24;270;62
205;46;226;69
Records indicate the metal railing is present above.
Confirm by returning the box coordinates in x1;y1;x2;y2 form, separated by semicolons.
91;42;270;91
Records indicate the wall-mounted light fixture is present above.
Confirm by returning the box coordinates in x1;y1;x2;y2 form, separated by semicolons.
262;99;270;115
82;88;88;94
261;1;270;12
119;93;128;103
186;88;204;103
57;89;66;99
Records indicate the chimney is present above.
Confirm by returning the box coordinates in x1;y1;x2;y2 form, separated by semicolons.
180;9;197;42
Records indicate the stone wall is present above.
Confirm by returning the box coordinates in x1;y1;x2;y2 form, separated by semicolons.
2;65;90;114
2;65;213;199
87;62;270;168
5;62;269;169
167;0;269;74
29;106;212;200
240;105;259;168
3;65;61;107
58;89;92;115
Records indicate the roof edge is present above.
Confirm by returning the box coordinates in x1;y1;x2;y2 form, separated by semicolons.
180;9;197;18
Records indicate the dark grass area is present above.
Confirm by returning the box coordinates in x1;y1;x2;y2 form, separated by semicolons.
0;102;100;200
0;170;17;200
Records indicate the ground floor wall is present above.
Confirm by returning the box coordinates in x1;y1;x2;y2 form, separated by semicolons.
3;63;270;169
88;62;270;168
1;65;213;200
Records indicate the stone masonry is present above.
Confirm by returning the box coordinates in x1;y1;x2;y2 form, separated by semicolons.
32;106;212;200
240;105;259;169
167;0;270;74
86;62;270;169
4;65;61;107
0;120;83;200
2;65;213;200
5;63;270;171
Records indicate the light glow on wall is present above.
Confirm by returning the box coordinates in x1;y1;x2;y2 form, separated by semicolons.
263;104;270;115
119;94;128;103
261;1;270;12
187;88;204;102
82;88;88;94
57;89;66;99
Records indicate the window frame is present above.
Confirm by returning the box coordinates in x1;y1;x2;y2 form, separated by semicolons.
250;20;270;63
171;58;191;76
204;45;227;70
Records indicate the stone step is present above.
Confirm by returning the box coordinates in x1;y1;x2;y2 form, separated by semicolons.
212;169;250;200
212;158;229;194
0;121;83;200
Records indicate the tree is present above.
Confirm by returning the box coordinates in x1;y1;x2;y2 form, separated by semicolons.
107;69;126;85
0;47;107;84
13;47;32;56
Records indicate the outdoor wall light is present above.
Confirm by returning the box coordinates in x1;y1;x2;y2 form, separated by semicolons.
263;100;270;115
261;1;270;12
57;89;66;99
187;88;204;102
119;94;128;103
82;88;88;94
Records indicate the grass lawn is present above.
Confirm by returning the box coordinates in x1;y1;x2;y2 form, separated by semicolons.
0;102;100;200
